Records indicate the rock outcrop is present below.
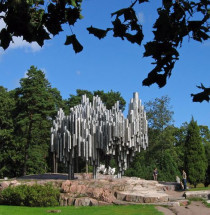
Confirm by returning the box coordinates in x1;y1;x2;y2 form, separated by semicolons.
58;176;174;206
0;174;184;206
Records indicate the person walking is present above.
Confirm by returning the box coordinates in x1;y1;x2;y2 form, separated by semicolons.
182;170;187;190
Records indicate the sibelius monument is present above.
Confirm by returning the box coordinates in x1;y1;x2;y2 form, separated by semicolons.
51;92;148;179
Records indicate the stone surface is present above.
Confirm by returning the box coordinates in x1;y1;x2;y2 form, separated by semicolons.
0;181;9;190
10;180;21;187
1;174;184;207
74;197;92;206
185;190;210;199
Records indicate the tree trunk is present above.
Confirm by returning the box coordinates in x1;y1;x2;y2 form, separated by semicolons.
23;116;33;176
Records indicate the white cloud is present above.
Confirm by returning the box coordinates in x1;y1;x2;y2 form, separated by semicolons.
10;36;42;52
0;13;42;53
137;12;145;24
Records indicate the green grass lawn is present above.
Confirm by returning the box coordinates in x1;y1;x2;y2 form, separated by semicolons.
187;183;210;191
188;186;210;191
0;205;163;215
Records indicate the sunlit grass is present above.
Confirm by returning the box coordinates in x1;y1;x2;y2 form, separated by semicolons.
0;205;163;215
187;183;210;191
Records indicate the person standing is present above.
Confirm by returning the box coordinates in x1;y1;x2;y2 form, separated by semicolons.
182;170;187;190
153;168;158;181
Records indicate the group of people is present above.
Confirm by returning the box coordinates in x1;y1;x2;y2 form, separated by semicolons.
153;168;187;190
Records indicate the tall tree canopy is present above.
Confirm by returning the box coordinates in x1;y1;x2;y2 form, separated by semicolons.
184;117;207;187
13;66;61;175
145;95;174;131
0;87;16;177
199;125;210;187
126;95;180;181
0;0;209;102
144;96;177;171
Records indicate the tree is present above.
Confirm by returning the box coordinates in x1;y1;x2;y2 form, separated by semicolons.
93;90;126;111
145;95;174;131
0;87;16;177
126;95;180;181
199;125;210;187
0;0;209;102
184;118;207;187
13;66;59;176
173;122;189;171
65;89;126;113
65;89;93;114
144;95;175;168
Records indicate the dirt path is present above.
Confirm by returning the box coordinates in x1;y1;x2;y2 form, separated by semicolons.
156;206;175;215
156;201;210;215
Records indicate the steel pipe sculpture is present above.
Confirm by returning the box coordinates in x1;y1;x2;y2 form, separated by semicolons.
51;92;148;179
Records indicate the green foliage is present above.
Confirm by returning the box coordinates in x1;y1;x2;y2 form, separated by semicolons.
144;95;174;131
0;183;60;207
157;150;180;181
144;96;176;171
126;96;181;182
200;125;210;187
65;89;126;113
189;186;210;191
93;90;126;111
13;66;61;176
0;87;16;178
184;118;207;187
125;149;180;182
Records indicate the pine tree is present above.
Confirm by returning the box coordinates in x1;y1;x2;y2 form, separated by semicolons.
184;118;207;187
14;66;60;176
199;125;210;187
0;87;16;177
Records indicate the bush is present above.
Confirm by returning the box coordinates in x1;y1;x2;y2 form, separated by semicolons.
0;183;60;207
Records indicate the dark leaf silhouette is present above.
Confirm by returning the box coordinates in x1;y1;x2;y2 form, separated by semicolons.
138;0;149;3
66;8;80;25
191;84;210;102
0;28;12;50
112;18;128;39
87;26;111;39
125;30;144;45
0;0;209;102
65;34;83;53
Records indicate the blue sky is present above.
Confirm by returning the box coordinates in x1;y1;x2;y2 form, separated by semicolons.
0;0;209;128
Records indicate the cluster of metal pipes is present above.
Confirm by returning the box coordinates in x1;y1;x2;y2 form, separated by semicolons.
50;92;148;179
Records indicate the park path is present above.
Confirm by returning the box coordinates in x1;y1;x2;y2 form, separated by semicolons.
156;201;210;215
